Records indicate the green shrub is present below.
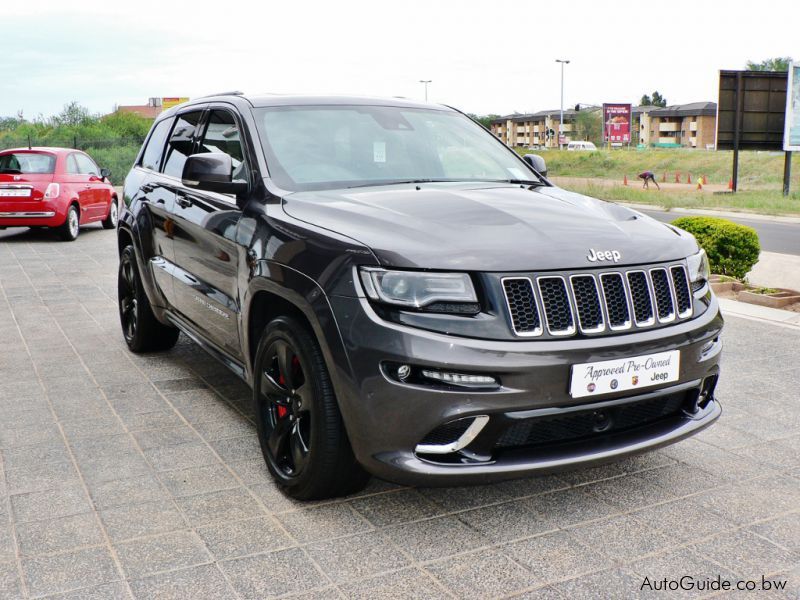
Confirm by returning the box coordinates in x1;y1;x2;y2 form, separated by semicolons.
671;216;760;279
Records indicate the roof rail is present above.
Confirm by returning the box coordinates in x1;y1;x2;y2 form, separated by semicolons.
197;90;244;99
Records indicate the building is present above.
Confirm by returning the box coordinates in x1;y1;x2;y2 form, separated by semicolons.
490;109;585;148
631;105;659;146
115;98;164;119
646;102;717;148
114;97;190;119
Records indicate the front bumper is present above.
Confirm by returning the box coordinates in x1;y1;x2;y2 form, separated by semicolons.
329;293;723;486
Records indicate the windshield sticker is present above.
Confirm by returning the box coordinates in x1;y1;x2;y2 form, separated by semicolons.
507;167;525;179
373;141;386;163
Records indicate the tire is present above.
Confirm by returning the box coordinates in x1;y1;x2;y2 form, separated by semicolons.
102;198;118;230
118;245;180;353
57;204;80;241
254;316;369;500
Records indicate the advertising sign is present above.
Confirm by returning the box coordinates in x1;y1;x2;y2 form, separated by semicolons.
162;97;190;110
717;70;787;151
603;103;631;143
785;62;800;151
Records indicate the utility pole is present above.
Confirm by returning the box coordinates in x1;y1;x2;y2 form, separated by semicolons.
419;80;432;102
555;59;570;149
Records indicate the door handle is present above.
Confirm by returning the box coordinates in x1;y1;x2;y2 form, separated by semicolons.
176;196;193;209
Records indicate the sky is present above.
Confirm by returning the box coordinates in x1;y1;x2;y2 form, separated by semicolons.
1;0;797;119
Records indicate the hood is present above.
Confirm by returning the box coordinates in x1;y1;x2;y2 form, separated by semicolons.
282;183;697;271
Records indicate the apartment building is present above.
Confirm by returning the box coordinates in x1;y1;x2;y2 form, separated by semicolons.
646;102;717;148
490;109;579;148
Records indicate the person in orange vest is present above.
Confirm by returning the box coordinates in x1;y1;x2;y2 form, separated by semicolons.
637;170;661;190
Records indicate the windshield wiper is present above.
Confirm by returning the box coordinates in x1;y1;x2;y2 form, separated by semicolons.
345;179;444;189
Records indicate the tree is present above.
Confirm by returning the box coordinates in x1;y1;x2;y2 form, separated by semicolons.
746;57;792;72
574;109;602;144
467;113;500;129
639;91;667;107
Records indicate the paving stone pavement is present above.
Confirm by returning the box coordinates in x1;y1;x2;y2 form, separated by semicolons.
1;225;799;599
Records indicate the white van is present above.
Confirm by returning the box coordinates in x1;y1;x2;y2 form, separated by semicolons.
566;141;597;151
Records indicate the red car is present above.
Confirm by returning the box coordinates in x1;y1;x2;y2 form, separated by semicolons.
0;147;118;240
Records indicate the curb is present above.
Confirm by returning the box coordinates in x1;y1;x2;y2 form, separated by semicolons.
718;297;800;329
620;203;800;225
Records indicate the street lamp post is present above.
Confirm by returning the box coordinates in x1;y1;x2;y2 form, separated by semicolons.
419;80;432;102
555;59;570;149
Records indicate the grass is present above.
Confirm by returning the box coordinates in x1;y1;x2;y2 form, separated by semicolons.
559;182;800;216
516;148;800;189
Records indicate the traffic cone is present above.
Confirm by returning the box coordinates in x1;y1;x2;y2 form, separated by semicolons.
687;174;692;184
662;172;667;182
623;175;628;186
702;175;708;185
675;172;681;183
728;179;734;190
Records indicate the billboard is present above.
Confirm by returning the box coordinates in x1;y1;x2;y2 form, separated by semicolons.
785;62;800;151
603;104;631;143
162;97;190;110
716;70;787;151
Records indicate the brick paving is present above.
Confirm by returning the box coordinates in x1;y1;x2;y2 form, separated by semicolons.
0;224;799;599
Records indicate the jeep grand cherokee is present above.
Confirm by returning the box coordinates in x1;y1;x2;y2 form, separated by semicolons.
118;93;722;499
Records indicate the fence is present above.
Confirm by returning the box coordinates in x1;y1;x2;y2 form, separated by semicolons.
0;137;145;184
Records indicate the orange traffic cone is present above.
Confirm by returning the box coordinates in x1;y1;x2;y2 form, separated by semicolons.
662;172;667;182
702;175;708;185
728;179;734;190
687;174;692;184
623;175;628;186
675;172;681;183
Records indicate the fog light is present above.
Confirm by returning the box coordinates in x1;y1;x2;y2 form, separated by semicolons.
420;369;497;388
397;364;411;381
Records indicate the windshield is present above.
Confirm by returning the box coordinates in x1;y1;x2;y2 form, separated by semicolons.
0;152;56;174
253;105;540;191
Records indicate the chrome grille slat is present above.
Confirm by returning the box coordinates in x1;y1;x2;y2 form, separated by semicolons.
650;267;676;323
569;275;605;333
670;265;693;317
599;273;631;330
502;262;694;338
626;270;655;326
502;277;543;336
536;276;575;336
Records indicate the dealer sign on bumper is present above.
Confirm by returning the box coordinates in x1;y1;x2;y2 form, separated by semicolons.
570;350;680;398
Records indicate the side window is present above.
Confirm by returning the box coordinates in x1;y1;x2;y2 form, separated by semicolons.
140;118;172;172
66;154;80;174
75;153;99;176
198;110;249;182
162;111;204;179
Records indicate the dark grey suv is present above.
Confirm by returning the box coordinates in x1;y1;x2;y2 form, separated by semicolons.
118;93;722;499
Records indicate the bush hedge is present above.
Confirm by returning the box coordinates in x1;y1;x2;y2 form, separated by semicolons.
671;216;760;279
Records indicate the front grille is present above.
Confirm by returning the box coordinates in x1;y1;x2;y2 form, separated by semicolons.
503;263;692;338
495;392;688;449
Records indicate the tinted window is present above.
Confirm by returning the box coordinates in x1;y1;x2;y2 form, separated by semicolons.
0;152;56;174
140;118;172;172
162;111;203;178
66;154;80;174
198;110;249;181
75;153;99;175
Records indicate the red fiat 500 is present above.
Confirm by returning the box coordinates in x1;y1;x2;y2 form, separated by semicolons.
0;147;118;241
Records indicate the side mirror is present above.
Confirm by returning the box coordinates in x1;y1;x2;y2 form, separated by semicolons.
523;154;547;178
100;168;111;181
182;153;248;196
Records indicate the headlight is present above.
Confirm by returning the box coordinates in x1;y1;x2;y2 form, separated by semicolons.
687;248;710;294
359;267;477;308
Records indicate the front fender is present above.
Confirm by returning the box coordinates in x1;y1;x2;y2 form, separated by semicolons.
243;261;359;434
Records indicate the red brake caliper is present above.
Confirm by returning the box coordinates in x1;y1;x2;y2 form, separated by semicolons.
276;372;288;418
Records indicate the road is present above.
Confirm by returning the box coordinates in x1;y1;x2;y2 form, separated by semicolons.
640;208;800;256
